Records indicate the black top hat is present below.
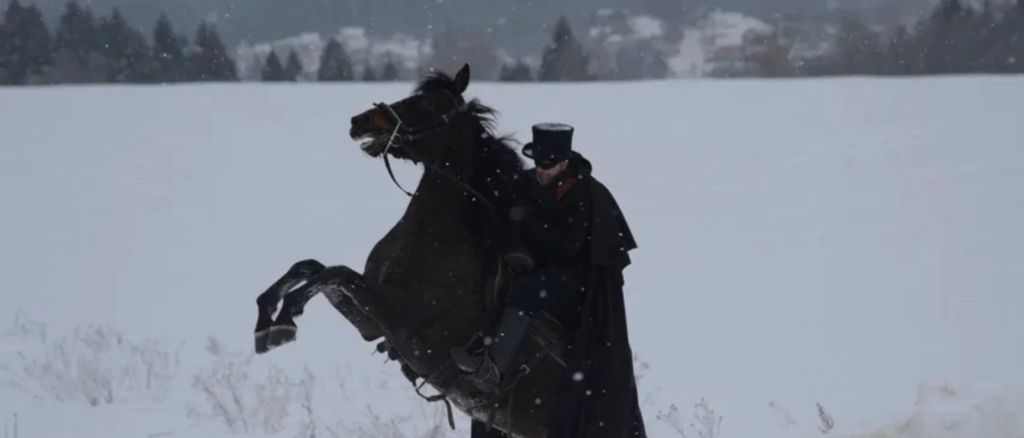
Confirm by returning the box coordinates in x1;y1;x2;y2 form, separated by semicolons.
522;123;574;166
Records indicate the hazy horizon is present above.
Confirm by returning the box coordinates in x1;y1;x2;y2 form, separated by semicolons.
16;0;932;49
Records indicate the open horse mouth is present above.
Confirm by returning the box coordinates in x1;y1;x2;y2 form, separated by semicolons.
351;131;390;157
350;108;397;157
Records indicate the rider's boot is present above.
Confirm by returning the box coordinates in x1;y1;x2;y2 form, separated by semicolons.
451;307;532;393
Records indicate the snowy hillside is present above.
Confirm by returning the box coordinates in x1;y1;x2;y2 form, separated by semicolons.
235;28;431;81
2;77;1024;438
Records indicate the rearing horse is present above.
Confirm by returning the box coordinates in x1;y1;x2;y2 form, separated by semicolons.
253;64;568;438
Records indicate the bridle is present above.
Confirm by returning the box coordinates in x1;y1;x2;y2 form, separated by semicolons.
371;94;499;218
374;94;467;149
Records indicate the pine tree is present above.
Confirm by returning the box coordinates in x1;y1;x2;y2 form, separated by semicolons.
189;21;236;81
261;51;286;81
498;62;514;81
317;38;353;81
498;59;533;81
920;0;977;73
884;25;915;75
538;16;590;81
152;15;188;82
993;0;1024;72
616;40;669;79
53;1;104;83
833;14;885;74
97;8;150;82
1010;0;1024;72
970;0;1004;72
362;62;378;81
283;49;302;81
380;56;399;81
1;1;53;84
0;1;19;84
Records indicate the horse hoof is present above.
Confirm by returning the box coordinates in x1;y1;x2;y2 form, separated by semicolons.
255;330;270;354
267;324;297;348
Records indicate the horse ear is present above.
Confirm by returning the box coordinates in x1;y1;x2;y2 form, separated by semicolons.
454;64;470;94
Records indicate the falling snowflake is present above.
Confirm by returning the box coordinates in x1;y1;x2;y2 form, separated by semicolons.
572;371;585;382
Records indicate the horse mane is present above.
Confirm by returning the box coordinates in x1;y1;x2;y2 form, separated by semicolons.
415;71;525;249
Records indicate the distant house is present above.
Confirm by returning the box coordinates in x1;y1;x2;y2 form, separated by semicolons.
698;11;774;77
585;8;672;80
705;45;748;77
235;28;431;81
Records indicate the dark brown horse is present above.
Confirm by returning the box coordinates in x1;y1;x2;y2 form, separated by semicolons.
253;64;569;437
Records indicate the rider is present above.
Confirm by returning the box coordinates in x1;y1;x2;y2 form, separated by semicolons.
452;123;646;437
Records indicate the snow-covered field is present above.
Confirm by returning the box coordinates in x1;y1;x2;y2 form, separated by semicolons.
2;77;1023;438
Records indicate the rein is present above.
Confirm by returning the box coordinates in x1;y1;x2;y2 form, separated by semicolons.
374;100;500;220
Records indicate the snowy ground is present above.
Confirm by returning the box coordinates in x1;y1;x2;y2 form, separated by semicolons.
2;77;1023;438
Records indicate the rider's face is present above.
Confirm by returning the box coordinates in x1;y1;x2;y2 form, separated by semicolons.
535;161;568;186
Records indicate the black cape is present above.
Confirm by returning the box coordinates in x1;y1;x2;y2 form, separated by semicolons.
474;155;645;438
548;174;646;438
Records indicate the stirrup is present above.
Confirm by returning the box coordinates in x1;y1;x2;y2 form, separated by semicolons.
468;353;503;394
450;346;485;373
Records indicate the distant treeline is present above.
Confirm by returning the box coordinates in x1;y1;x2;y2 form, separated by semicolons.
0;0;396;84
0;0;593;85
2;0;1023;85
739;0;1024;77
0;0;236;84
827;0;1024;75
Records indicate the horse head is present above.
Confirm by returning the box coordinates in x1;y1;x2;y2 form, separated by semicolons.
349;64;472;164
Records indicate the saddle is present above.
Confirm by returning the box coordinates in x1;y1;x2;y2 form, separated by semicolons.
371;257;572;432
380;258;570;387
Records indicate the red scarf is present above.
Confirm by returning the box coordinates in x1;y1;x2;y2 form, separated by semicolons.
556;176;578;201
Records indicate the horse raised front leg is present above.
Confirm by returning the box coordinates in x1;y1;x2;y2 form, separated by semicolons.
254;259;326;354
266;265;398;351
317;267;388;342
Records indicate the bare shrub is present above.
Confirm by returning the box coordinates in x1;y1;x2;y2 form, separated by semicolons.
768;400;798;428
189;346;294;434
657;398;723;438
816;402;835;434
345;404;447;438
14;322;181;405
7;309;47;343
295;367;317;438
